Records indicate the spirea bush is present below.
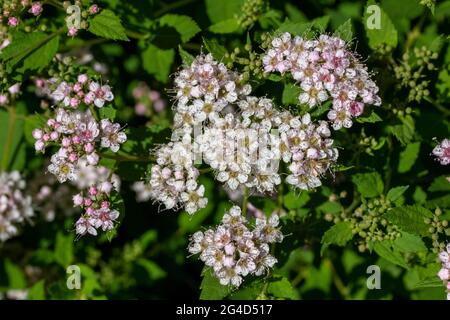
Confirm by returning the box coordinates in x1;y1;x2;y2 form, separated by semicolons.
0;0;450;300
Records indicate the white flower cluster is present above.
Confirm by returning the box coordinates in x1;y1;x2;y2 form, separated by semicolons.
149;137;207;214
262;33;381;130
432;139;450;165
145;53;338;214
438;245;450;300
0;171;33;242
188;205;283;287
33;108;126;183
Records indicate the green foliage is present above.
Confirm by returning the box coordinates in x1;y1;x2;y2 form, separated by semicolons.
321;221;353;255
384;206;433;236
88;10;129;41
352;172;384;198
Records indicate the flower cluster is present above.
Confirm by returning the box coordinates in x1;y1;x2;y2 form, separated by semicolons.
188;205;283;287
438;244;450;300
73;179;120;237
50;74;113;109
145;53;338;213
32;108;126;182
65;2;100;37
149;137;207;214
0;171;33;242
262;33;381;130
132;82;166;117
0;83;21;106
0;1;43;30
432;139;450;165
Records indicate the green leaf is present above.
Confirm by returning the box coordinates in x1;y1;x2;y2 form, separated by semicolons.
413;277;444;289
209;18;240;34
142;44;175;83
398;142;420;173
199;268;230;300
335;19;353;42
282;83;301;105
384;205;433;236
267;275;299;300
28;280;46;300
321;221;353;255
389;115;415;145
352;172;384;198
283;191;310;210
178;45;194;67
373;241;408;268
136;259;167;280
276;16;329;38
386;185;409;202
202;37;229;62
392;231;426;253
363;0;398;49
98;106;116;120
4;259;26;289
356;111;382;123
88;9;129;41
205;0;245;24
159;14;201;43
1;32;59;73
0;108;25;171
54;232;74;268
428;176;450;192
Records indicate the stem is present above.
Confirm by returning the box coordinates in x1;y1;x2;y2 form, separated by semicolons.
154;0;199;17
1;107;16;171
242;187;249;216
324;258;350;299
425;97;450;117
99;152;153;163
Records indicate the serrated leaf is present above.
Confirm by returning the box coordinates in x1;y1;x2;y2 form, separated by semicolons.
159;14;201;43
267;275;299;300
199;268;230;300
335;19;353;42
392;231;426;253
386;185;409;202
209;18;240;34
4;259;26;289
1;32;59;73
428;176;450;193
88;9;129;41
352;172;384;198
98;106;116;120
321;221;353;255
178;45;194;66
363;0;398;49
356;111;382;123
283;191;310;210
398;142;420;173
384;205;433;236
373;241;408;268
142;44;175;83
202;37;229;61
54;232;74;268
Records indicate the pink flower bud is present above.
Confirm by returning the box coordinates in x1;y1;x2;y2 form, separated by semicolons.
88;186;98;196
47;119;56;127
73;194;83;206
101;201;109;209
89;4;99;14
0;95;8;105
50;131;59;141
8;83;20;95
149;90;161;101
72;135;81;144
67;26;78;37
84;198;93;207
34;140;45;151
100;181;113;194
42;133;50;142
86;207;95;215
32;128;43;139
29;2;43;16
73;83;82;92
69;153;78;162
8;17;19;27
78;74;88;83
70;97;80;108
84;143;94;153
62;137;71;147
